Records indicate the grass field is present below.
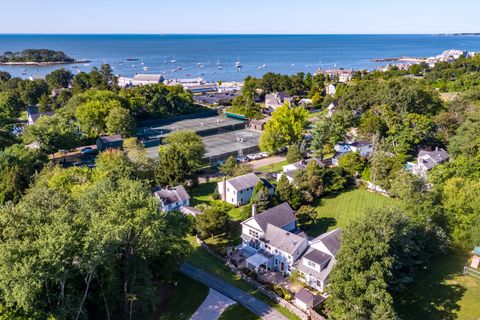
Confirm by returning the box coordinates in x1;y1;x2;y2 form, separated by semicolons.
309;188;397;237
257;160;289;173
219;304;260;320
396;249;480;320
157;273;209;320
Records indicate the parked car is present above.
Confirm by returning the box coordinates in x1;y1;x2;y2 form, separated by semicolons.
80;147;94;155
236;156;249;163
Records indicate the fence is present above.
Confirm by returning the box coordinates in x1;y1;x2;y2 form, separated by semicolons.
464;266;480;279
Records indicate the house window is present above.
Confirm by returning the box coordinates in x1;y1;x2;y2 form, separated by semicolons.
227;187;229;192
249;229;259;238
240;198;243;203
274;249;278;253
288;255;292;260
231;198;234;203
240;190;243;194
265;245;270;250
249;239;260;250
307;261;316;268
274;259;278;266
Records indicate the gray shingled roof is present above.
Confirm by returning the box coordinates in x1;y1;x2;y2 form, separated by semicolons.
180;206;202;216
291;158;325;170
228;173;261;191
154;185;190;205
263;224;306;255
294;256;336;282
350;140;372;148
311;228;341;256
253;202;296;232
295;288;315;304
133;74;164;82
418;148;450;169
99;134;123;143
303;248;332;266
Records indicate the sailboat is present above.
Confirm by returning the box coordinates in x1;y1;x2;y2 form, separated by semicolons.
170;55;177;63
235;57;242;69
217;58;222;69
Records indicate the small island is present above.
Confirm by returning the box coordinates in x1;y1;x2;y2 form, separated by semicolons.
0;49;89;65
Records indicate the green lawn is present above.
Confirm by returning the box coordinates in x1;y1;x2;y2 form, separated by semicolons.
157;273;209;320
309;188;397;237
190;181;248;222
219;304;260;320
396;249;480;320
257;160;289;173
185;237;300;320
190;181;218;206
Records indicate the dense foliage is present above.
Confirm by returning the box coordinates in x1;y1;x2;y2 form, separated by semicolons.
0;49;74;63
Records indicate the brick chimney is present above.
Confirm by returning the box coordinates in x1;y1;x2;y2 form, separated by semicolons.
222;177;227;202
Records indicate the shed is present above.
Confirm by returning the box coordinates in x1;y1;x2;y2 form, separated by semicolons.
294;288;315;311
96;134;123;151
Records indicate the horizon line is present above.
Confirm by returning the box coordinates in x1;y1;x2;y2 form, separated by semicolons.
0;32;476;36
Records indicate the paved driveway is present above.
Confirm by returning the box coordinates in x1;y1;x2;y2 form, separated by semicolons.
191;288;236;320
180;263;287;320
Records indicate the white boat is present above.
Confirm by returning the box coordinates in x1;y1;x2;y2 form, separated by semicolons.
170;55;177;63
235;57;242;68
143;66;150;71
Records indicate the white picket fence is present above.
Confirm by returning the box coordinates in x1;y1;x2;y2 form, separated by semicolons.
463;266;480;279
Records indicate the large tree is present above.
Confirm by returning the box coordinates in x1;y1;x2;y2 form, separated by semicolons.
105;107;136;137
23;115;79;154
0;166;192;319
327;208;428;319
163;130;205;169
259;104;308;153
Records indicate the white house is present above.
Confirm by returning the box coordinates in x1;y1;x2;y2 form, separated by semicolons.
278;158;325;183
293;228;341;292
239;202;342;291
241;203;309;275
218;173;274;206
334;140;373;157
153;185;190;212
326;84;337;97
26;106;55;125
412;147;450;180
265;92;292;111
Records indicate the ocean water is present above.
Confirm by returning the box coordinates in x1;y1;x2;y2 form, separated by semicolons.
0;34;479;82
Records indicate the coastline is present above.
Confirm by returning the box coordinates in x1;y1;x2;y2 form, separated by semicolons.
0;60;90;66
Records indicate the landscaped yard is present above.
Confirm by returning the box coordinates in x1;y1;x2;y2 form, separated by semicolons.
185;237;300;320
308;188;397;237
157;273;209;320
396;249;480;320
190;181;248;221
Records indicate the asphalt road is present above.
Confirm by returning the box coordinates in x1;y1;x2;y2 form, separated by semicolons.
180;263;288;320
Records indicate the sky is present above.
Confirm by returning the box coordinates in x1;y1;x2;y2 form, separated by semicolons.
1;0;480;34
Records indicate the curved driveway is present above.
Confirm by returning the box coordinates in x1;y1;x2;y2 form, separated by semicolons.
180;263;287;320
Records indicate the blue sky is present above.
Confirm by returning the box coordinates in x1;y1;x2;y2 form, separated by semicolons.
2;0;479;34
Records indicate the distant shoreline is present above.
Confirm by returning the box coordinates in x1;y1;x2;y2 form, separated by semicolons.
0;60;90;66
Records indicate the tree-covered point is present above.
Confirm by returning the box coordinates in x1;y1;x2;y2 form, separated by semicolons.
0;49;75;63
